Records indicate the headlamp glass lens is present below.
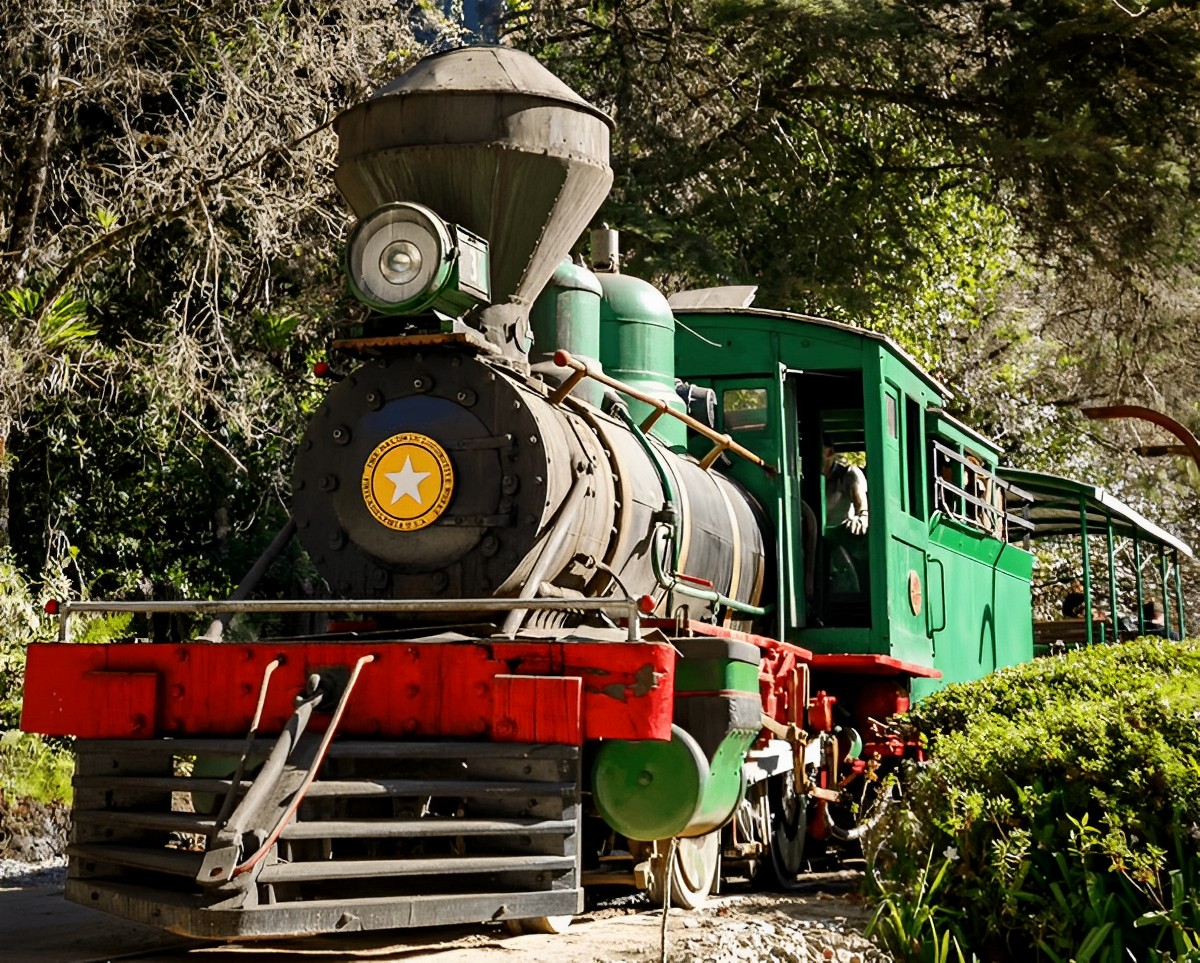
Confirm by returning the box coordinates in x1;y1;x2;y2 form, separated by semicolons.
379;240;423;285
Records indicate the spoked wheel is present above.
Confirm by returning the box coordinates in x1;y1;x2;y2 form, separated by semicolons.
504;915;573;935
648;830;721;910
758;771;808;890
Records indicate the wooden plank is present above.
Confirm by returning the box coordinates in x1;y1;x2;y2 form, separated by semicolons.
73;775;250;794
73;810;219;835
68;879;581;937
492;674;582;744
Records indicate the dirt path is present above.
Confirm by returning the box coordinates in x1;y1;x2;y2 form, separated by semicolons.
1;865;888;963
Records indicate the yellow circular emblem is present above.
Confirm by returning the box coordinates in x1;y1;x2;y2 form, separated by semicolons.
361;432;454;531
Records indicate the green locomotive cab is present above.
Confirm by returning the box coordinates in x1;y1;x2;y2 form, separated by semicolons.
674;305;1036;694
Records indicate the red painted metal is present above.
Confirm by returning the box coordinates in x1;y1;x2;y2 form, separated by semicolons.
845;679;921;763
850;678;912;722
657;619;815;661
21;638;674;744
809;690;837;732
809;653;940;679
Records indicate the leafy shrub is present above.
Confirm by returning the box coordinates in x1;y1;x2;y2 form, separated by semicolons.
0;553;62;731
0;730;73;805
0;553;75;805
866;639;1200;962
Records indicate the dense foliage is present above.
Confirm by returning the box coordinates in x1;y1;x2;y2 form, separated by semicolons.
0;0;1196;617
506;0;1200;618
0;554;72;803
0;0;1198;854
868;640;1200;961
0;0;450;598
0;0;454;799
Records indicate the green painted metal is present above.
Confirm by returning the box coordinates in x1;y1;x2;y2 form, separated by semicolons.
1161;548;1172;638
995;469;1193;554
673;658;761;694
590;722;757;841
1135;535;1145;634
1175;550;1186;636
691;726;759;834
1080;497;1093;645
670;305;1190;700
1106;516;1118;640
530;259;604;407
591;725;706;841
673;307;1036;696
598;273;686;447
911;516;1034;702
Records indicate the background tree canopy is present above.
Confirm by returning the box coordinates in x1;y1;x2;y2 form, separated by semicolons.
506;0;1200;615
0;0;447;598
0;0;1197;619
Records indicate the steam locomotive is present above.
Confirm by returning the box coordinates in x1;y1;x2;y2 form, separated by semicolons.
19;45;1190;940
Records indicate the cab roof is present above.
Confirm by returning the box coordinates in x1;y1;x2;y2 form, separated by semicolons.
672;305;951;400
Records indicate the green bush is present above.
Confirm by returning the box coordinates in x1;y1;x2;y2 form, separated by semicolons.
0;730;73;804
0;553;61;731
866;639;1200;962
0;553;75;805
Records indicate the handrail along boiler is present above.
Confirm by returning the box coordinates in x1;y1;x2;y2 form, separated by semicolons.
19;46;1191;940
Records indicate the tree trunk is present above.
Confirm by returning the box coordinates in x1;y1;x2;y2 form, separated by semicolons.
1;43;60;291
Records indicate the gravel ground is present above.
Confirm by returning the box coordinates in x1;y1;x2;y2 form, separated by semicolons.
0;855;66;887
0;794;892;962
662;891;891;963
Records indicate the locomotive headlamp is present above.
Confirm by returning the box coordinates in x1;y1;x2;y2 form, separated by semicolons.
345;202;491;317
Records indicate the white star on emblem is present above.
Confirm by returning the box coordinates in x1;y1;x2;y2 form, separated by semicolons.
385;457;431;506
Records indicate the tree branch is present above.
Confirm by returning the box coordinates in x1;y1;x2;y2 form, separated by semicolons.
37;112;338;317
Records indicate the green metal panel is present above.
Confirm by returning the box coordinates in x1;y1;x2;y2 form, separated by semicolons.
590;723;758;841
876;363;936;667
530;259;604;406
674;657;761;693
598;273;686;447
672;307;1036;691
706;372;797;640
917;515;1034;700
591;726;707;841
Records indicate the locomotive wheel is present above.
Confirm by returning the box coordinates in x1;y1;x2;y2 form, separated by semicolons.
505;915;573;935
761;771;808;889
648;831;721;910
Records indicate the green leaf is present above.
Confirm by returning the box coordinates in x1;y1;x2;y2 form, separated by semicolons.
1075;922;1114;963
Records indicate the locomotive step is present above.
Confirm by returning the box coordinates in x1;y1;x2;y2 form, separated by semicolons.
74;739;578;762
67;877;583;938
74;775;253;794
72;810;574;840
257;853;576;884
69;843;204;877
73;809;221;836
280;816;575;839
303;778;574;797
